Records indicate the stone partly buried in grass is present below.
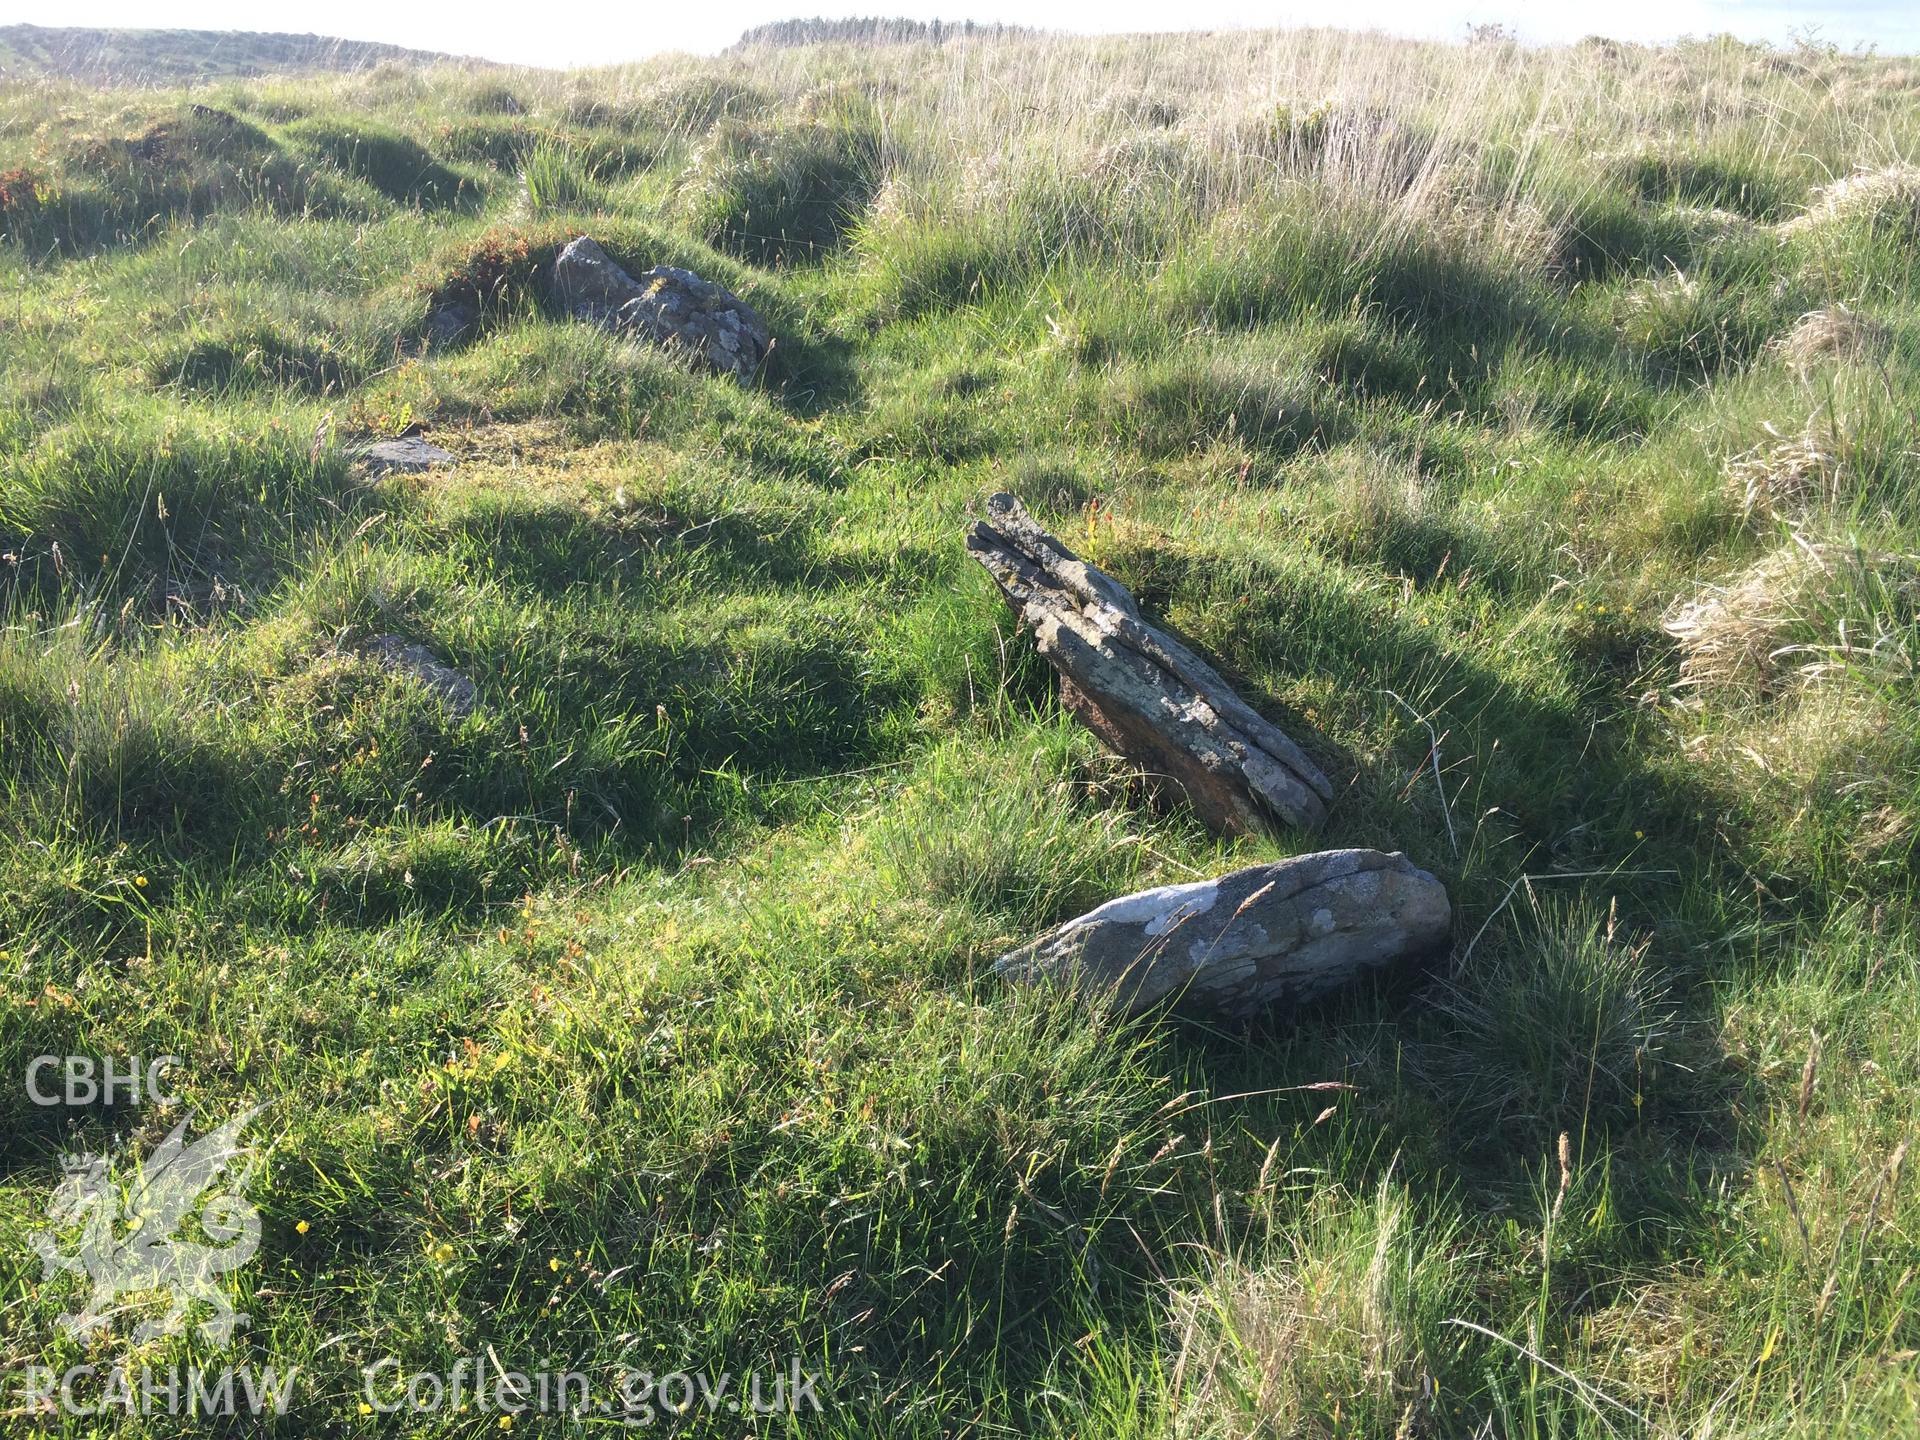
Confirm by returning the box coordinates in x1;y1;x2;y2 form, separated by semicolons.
552;235;771;381
994;849;1450;1020
358;437;456;476
366;635;479;719
423;300;478;353
967;491;1333;834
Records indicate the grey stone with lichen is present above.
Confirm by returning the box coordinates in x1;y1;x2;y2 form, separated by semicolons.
359;438;454;476
552;236;771;381
367;635;477;719
967;491;1333;835
993;849;1450;1020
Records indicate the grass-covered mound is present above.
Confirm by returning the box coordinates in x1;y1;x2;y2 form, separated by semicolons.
1;27;1918;1438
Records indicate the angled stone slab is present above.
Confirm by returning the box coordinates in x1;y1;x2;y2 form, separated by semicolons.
994;849;1449;1020
966;491;1333;834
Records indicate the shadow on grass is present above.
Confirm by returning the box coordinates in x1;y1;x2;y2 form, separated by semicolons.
762;322;864;418
1044;539;1777;1391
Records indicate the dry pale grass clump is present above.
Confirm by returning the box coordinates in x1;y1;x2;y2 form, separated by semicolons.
952;149;1014;211
1576;1283;1704;1416
1780;164;1920;234
1314;446;1443;559
1619;266;1700;313
1672;203;1763;246
1496;200;1567;273
1772;304;1892;371
860;171;917;229
1725;419;1847;522
1097;88;1183;130
1085;132;1200;201
1730;686;1913;858
1662;541;1834;696
1662;537;1918;698
1168;1183;1435;1439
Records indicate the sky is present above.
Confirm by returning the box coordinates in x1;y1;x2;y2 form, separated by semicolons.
3;0;1915;68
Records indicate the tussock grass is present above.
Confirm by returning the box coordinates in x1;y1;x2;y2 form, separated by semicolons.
1412;897;1674;1140
283;114;470;205
1725;419;1849;521
677;116;880;264
1782;163;1920;234
1662;536;1919;697
1775;302;1892;369
517;136;603;215
1167;1179;1464;1438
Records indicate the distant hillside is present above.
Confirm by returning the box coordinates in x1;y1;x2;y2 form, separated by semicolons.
0;24;480;83
732;16;1038;49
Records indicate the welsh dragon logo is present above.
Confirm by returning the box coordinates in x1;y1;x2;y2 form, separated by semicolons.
30;1107;264;1346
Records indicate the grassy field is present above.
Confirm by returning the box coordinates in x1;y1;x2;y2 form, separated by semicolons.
1;25;1918;1437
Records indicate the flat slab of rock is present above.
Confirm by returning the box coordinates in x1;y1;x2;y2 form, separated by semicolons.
360;438;455;476
552;235;770;381
967;492;1333;834
994;849;1449;1020
367;635;477;718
